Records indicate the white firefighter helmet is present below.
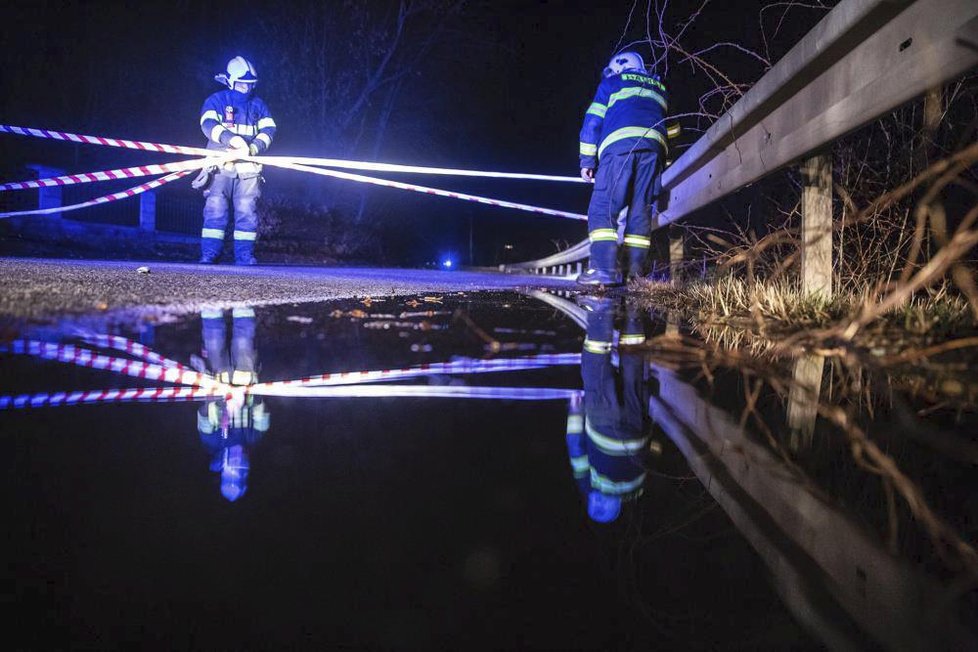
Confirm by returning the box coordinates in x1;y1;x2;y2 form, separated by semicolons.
605;51;646;77
215;56;258;89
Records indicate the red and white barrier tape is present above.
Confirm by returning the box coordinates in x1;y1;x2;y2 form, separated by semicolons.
0;170;193;218
5;341;222;387
0;124;211;156
262;159;587;221
0;157;218;192
0;169;194;218
0;123;584;183
256;155;585;184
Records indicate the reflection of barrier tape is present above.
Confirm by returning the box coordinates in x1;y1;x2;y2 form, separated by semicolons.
0;169;195;218
78;335;192;370
0;386;227;410
0;384;581;409
250;353;582;391
246;385;581;400
4;341;222;387
1;123;584;183
0;157;218;191
260;159;587;221
0;341;582;410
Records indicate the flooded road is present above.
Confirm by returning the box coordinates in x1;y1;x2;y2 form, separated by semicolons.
2;291;975;650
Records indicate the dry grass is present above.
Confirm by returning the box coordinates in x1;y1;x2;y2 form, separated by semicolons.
632;275;975;355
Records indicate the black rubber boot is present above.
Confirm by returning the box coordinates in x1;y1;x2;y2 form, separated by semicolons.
625;246;648;281
577;241;622;287
199;239;222;264
234;241;257;266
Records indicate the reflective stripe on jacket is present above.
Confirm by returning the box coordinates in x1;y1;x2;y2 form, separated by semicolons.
200;89;277;175
579;71;668;169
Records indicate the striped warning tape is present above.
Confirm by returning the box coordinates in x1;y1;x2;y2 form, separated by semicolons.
0;124;210;156
0;124;587;220
0;386;228;410
0;123;584;183
0;169;195;218
262;159;587;221
0;157;218;191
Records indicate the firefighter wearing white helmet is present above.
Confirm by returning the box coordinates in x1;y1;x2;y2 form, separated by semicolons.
578;51;668;287
194;56;277;265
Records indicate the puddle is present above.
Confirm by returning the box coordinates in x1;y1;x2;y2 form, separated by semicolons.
1;290;975;649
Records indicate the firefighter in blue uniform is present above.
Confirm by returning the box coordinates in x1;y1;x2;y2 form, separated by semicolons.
566;296;650;522
194;56;277;265
578;52;668;287
195;306;270;501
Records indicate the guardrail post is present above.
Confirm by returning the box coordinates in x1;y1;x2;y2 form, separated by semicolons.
800;153;833;298
26;164;64;219
668;225;684;285
139;189;157;231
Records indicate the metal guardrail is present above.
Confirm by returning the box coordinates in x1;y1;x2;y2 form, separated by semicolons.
504;0;978;275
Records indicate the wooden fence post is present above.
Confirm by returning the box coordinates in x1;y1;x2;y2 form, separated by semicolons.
800;153;833;298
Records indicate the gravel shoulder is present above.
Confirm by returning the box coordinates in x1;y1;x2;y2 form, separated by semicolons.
0;258;575;327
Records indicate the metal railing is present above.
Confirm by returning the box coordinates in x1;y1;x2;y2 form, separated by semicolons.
503;0;978;275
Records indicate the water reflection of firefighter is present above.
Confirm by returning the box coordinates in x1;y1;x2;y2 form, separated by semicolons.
193;307;269;502
566;296;650;523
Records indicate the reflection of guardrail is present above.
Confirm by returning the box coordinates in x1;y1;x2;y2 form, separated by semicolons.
650;366;977;651
504;0;978;278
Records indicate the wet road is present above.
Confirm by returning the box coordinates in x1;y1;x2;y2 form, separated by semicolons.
1;290;976;650
0;258;576;324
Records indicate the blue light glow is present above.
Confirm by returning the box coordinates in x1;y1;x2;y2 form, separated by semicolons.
442;259;453;268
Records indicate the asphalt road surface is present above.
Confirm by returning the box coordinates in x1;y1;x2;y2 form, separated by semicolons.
0;258;577;325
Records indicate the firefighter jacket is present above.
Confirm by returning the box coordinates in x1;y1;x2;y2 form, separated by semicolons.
579;70;668;170
200;89;277;176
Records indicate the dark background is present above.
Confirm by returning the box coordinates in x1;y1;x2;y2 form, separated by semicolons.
0;1;828;265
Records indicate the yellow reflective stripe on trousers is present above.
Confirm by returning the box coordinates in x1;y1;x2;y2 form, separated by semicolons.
607;86;667;112
584;338;612;354
233;230;257;241
623;234;651;249
585;418;648;455
202;228;224;239
589;228;618;243
570;455;590;473
590;469;646;495
619;333;646;345
586;102;607;118
597;126;667;160
201;308;224;319
580;142;597;156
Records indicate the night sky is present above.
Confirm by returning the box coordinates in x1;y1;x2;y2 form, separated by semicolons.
0;1;829;265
